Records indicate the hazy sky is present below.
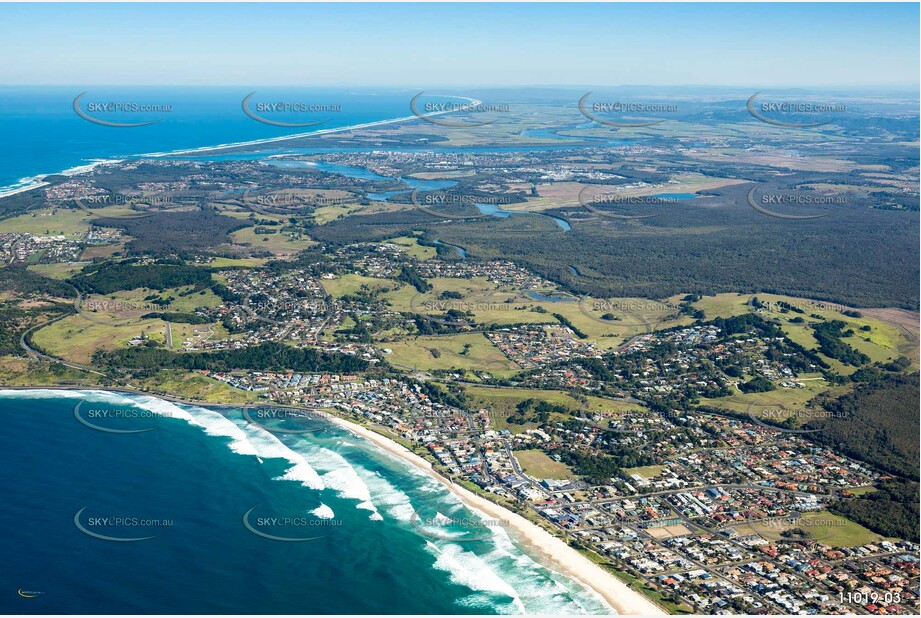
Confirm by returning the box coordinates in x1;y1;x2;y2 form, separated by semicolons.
2;3;918;87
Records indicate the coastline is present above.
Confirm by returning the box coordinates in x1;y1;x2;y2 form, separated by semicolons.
0;159;124;200
324;415;666;616
139;96;480;157
0;385;665;615
0;96;481;196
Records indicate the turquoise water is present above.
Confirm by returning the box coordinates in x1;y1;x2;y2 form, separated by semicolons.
0;389;611;615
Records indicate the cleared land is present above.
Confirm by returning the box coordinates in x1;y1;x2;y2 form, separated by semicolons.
384;333;519;376
514;449;574;480
27;262;89;279
1;208;91;238
32;315;169;363
738;511;884;548
623;465;667;480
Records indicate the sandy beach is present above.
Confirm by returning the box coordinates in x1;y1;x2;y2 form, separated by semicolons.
2;385;664;613
326;415;666;616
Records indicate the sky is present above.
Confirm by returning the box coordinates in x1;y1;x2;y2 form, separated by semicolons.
1;3;918;88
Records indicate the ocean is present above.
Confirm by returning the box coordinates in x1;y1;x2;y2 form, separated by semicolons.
0;389;612;614
0;86;417;193
0;86;632;195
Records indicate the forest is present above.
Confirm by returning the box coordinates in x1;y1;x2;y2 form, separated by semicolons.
93;341;370;375
808;373;920;480
71;261;213;294
308;182;919;309
831;479;920;542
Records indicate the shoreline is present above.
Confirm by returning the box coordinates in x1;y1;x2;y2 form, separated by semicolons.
324;415;666;616
0;159;124;200
0;96;481;197
0;385;665;615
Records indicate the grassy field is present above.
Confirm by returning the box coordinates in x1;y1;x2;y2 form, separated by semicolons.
741;511;884;548
466;387;650;432
623;465;667;480
31;315;169;363
584;395;649;414
322;274;400;298
80;242;124;260
683;293;752;319
385;235;437;260
514;449;574;480
206;257;269;268
462;384;586;433
687;292;917;375
94;286;224;311
517;174;747;212
229;227;317;254
748;293;914;371
313;203;365;224
384;276;673;348
846;486;877;497
0;203;145;238
0;208;91;238
699;378;846;422
689;290;918;419
134;370;259;404
384;333;518;375
27;262;89;279
0;355;101;386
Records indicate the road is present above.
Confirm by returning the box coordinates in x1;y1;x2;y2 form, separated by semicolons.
20;317;107;377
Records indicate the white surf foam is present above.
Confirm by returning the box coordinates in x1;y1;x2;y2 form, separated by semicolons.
2;390;612;614
310;503;335;520
286;439;383;519
425;540;527;614
1;390;325;491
